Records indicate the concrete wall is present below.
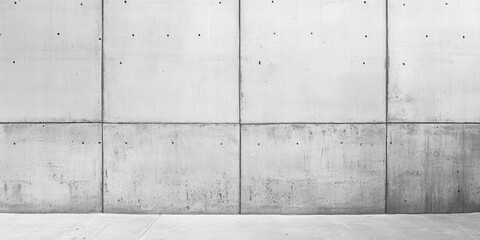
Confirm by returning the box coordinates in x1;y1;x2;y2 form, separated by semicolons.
1;0;479;214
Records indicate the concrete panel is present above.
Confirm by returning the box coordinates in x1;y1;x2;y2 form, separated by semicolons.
388;1;480;122
0;124;102;213
387;124;480;213
241;124;386;214
0;1;101;122
103;124;239;213
241;0;386;123
104;0;239;123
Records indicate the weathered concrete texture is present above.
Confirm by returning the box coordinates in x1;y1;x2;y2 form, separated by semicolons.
0;0;101;122
387;124;480;213
241;0;386;123
103;124;240;213
241;124;386;214
388;0;480;122
0;124;102;213
104;0;239;123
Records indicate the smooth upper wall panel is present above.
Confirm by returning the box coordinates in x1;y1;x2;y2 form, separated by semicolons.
104;0;239;123
103;124;239;214
241;124;386;214
241;0;386;123
388;0;480;122
387;124;480;213
0;1;101;122
0;124;102;213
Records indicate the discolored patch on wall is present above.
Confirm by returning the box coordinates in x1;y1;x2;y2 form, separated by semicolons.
0;124;102;213
241;124;386;214
387;124;480;213
103;124;239;214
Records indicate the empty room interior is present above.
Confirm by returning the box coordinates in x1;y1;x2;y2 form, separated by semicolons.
0;0;479;239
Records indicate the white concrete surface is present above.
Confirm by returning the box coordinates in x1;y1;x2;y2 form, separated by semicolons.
104;0;239;123
241;124;386;214
387;124;480;213
103;124;239;213
388;0;480;122
0;124;102;213
241;0;386;123
0;0;102;122
1;213;480;240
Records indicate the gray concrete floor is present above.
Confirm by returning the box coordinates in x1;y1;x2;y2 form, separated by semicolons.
0;213;479;240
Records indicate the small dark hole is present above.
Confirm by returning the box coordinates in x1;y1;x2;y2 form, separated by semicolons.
310;32;313;35
99;37;102;40
13;61;15;64
82;142;85;145
198;34;201;36
125;142;128;144
458;190;460;193
220;143;223;145
13;143;15;145
363;62;366;65
14;2;17;4
402;63;405;66
426;35;429;37
271;0;274;3
120;62;122;64
172;141;175;144
365;35;367;38
340;142;343;144
364;1;366;3
296;142;299;145
463;36;465;39
132;34;135;37
80;3;83;6
273;32;276;35
257;143;260;146
42;125;45;127
445;2;448;5
258;61;261;65
167;34;170;37
57;33;60;36
219;1;221;4
403;3;405;6
124;0;127;3
98;142;101;144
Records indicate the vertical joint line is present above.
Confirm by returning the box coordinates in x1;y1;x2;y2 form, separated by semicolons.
385;0;389;214
238;0;242;214
101;0;105;213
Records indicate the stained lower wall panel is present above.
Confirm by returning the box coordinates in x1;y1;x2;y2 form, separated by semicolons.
0;124;102;213
103;124;240;214
387;124;480;213
241;124;386;214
